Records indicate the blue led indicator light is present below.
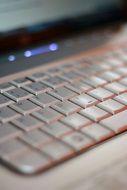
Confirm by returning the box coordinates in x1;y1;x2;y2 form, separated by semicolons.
24;51;32;57
8;55;16;61
23;43;59;58
49;43;58;51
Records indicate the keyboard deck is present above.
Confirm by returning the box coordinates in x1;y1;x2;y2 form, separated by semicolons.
1;46;127;175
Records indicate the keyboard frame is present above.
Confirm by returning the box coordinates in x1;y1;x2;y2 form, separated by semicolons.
0;132;127;190
1;28;127;189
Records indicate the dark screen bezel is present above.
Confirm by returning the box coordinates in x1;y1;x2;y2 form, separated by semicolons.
0;0;126;52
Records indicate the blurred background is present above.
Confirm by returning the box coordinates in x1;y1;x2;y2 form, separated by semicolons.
0;0;123;32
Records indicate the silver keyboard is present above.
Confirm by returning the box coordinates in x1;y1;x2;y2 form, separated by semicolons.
1;46;127;175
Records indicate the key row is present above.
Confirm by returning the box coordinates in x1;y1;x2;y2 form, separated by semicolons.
1;62;127;94
1;75;127;102
0;91;127;124
1;107;127;175
1;106;127;150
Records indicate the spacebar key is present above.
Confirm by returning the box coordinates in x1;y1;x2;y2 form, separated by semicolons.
100;110;127;133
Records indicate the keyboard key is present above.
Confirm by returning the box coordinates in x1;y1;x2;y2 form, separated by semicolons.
4;88;33;102
62;132;94;151
100;110;127;133
46;67;62;76
12;115;43;131
82;76;107;88
22;82;50;95
114;93;127;105
0;139;28;158
119;77;127;86
30;93;59;107
52;101;80;115
11;78;31;87
66;81;92;94
0;83;15;93
60;71;82;82
99;71;121;82
118;53;127;62
74;61;88;68
89;63;111;72
20;129;52;147
81;123;113;142
105;58;123;67
71;94;99;108
28;72;48;82
115;67;127;76
104;82;127;95
32;107;63;123
61;63;74;71
42;76;67;89
7;149;51;174
0;123;22;143
0;107;20;123
80;106;110;122
39;140;74;161
88;87;114;101
0;94;13;108
49;87;77;101
10;100;40;115
76;67;96;76
61;113;92;129
98;99;125;114
41;122;72;138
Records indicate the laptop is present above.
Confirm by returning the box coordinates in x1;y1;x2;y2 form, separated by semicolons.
0;0;127;189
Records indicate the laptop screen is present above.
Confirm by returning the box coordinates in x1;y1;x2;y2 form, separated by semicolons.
0;0;123;33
